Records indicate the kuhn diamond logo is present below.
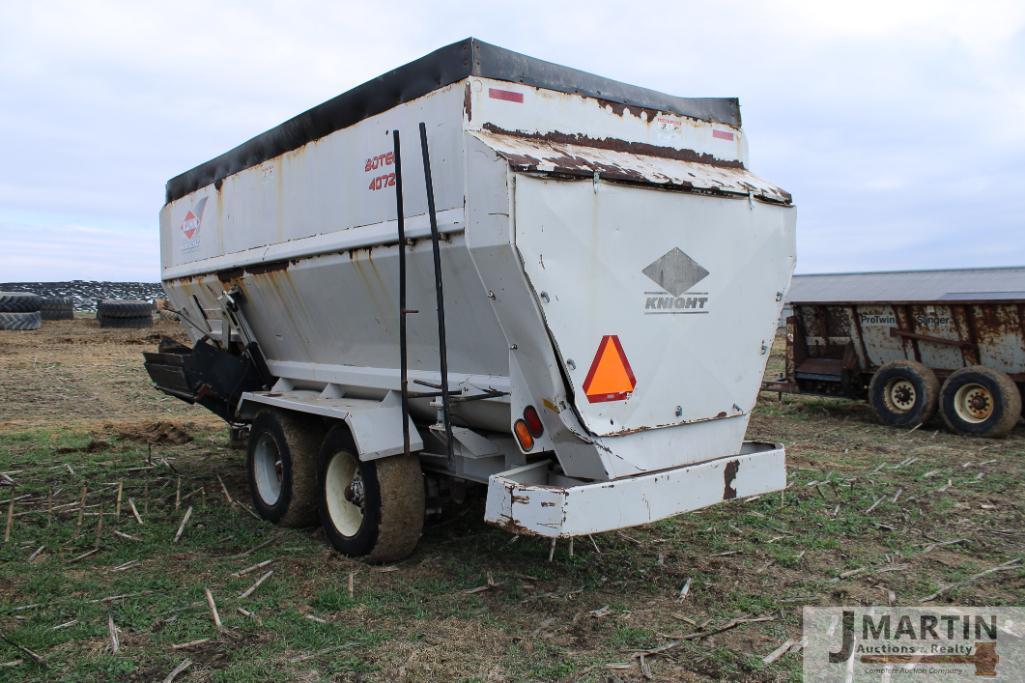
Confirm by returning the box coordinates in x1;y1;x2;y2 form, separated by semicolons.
179;196;208;250
642;247;709;296
181;211;199;238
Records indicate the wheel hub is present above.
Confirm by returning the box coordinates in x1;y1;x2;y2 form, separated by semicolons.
344;477;365;508
954;383;993;423
253;434;283;505
325;451;365;537
885;379;917;413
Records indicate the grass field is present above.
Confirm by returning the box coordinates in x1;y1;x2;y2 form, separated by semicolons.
1;320;1023;681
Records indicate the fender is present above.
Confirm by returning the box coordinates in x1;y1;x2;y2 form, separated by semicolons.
237;389;423;460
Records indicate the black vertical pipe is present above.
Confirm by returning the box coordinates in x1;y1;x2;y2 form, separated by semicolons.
419;122;454;459
392;130;410;458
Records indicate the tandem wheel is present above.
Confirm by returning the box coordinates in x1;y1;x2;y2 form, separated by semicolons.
318;426;425;563
939;366;1022;438
245;410;321;527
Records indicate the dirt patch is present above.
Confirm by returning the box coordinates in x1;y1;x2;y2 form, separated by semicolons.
0;318;210;429
108;420;195;445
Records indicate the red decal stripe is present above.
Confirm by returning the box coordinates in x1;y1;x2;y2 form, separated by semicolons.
489;88;524;103
712;129;735;141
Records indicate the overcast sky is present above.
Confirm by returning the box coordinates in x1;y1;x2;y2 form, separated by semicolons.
1;1;1023;282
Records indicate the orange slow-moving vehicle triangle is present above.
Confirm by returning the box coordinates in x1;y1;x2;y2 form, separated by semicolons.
582;335;636;403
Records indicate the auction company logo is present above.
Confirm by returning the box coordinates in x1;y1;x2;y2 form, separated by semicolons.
803;607;1025;681
179;196;208;250
641;247;710;315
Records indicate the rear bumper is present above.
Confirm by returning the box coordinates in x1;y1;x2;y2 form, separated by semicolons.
483;442;785;537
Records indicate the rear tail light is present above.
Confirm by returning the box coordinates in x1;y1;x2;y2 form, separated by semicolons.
523;405;544;437
513;419;534;451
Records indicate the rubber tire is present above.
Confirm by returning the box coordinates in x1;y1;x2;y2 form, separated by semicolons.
0;292;42;313
0;311;42;331
41;298;75;320
99;314;152;328
245;410;321;527
97;300;153;318
868;360;940;427
939;366;1022;437
40;296;73;308
41;308;74;320
318;426;424;563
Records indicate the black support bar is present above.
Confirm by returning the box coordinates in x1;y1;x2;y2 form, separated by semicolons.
419;122;454;460
392;130;411;458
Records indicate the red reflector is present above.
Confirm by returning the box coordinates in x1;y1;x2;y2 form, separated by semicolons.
523;406;543;438
513;419;534;451
712;129;735;141
489;88;524;103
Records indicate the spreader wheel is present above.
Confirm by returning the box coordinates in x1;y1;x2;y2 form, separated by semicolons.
245;410;321;527
318;426;424;563
868;360;939;427
939;366;1021;437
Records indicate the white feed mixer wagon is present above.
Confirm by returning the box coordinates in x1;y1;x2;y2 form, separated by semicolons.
145;39;796;562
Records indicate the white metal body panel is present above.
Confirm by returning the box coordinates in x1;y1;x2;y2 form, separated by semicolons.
161;84;466;275
484;442;786;537
514;174;795;437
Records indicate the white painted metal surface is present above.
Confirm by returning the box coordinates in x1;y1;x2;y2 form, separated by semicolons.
161;84;467;273
483;442;786;537
513;173;794;440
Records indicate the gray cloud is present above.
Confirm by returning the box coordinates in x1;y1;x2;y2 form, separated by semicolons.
1;0;1022;281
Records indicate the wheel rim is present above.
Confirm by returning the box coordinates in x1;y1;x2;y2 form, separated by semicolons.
884;378;917;414
253;433;283;505
325;451;364;537
953;382;994;423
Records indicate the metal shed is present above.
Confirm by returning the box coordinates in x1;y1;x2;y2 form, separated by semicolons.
780;266;1025;324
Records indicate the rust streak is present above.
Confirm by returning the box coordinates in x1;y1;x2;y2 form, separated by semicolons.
723;460;740;500
482;123;746;171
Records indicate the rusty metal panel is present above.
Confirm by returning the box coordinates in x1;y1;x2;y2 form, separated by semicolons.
469;129;789;202
906;304;966;369
466;74;749;171
849;304;906;366
972;303;1025;374
796;301;1025;376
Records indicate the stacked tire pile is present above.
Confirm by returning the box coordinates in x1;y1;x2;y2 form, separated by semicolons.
0;292;42;331
97;299;154;328
41;296;75;320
